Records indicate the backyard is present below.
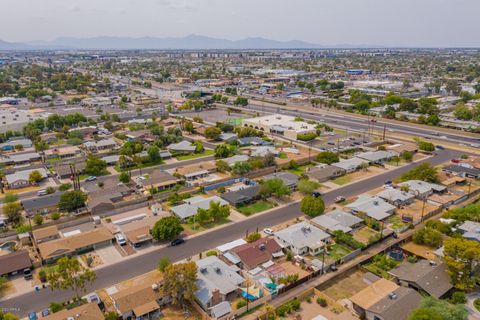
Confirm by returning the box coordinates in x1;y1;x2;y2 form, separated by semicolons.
323;243;353;263
236;200;276;216
353;227;380;245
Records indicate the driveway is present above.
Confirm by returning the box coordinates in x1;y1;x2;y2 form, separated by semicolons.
467;292;480;320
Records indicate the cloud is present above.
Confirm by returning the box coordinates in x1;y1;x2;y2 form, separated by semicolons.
155;0;198;12
68;5;81;12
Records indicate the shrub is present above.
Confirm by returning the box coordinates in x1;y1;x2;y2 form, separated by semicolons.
49;302;64;313
317;297;328;307
450;291;467;304
297;132;318;141
33;214;44;226
246;232;261;243
236;299;247;309
206;250;218;257
51;212;61;220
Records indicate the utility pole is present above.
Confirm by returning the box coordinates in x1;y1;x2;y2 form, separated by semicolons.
321;248;326;274
382;124;387;141
467;179;472;198
421;195;427;221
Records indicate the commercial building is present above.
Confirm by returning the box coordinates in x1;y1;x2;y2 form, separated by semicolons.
241;114;316;140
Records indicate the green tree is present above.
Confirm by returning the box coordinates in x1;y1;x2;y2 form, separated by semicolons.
3;193;18;203
214;144;233;159
58;191;87;212
412;227;442;248
205;127;222;140
316;151;339;164
401;151;414;162
47;256;96;301
232;161;252;175
151;216;183;241
4;202;23;225
408;297;467;320
158;257;171;272
300;195;325;217
28;170;43;184
33;214;44;226
162;262;197;305
0;311;19;320
215;160;230;172
399;163;438;183
443;237;480;291
85;156;107;176
259;178;291;198
183;120;194;133
297;179;320;195
119;172;130;184
147;145;160;162
104;312;119;320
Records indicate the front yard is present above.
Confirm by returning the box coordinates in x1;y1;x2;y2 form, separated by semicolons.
331;175;351;185
176;150;214;161
182;217;230;234
236;200;276;216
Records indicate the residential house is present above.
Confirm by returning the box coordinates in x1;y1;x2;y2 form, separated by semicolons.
0;138;32;151
237;136;273;147
5;167;49;189
310;208;363;234
275;221;331;256
171;195;229;221
195;256;245;315
457;220;480;242
101;154;122;165
355;150;397;164
264;171;299;190
223;154;250;167
170;161;217;182
377;188;415;208
307;164;346;183
54;158;87;179
388;260;453;298
121;216;160;247
221;185;260;206
87;181;134;215
218;132;238;143
346;195;396;221
37;227;114;263
249;146;279;158
228;238;283;270
32;225;60;244
398;180;446;199
167;140;196;154
443;164;480;179
43;303;103;320
110;282;168;320
2;152;41;165
136;171;177;191
125;130;154;143
83;138;118;152
21;192;63;216
350;278;399;318
0;250;32;277
44;146;81;159
331;157;369;173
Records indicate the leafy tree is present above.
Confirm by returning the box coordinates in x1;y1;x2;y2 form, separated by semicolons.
47;256;96;301
119;172;130;184
215;160;230;172
162;261;197;305
28;170;43;184
158;257;171;272
151;216;183;241
214;144;233;159
120;141;143;156
246;232;262;243
297;179;320;195
193;141;204;153
408;297;467;320
147;145;160;162
205;127;222;140
259;178;291;198
415;139;435;152
443;237;480;291
399;163;438;183
3;193;18;203
33;214;44;226
85;156;107;176
412;227;442;248
232;161;252;175
4;202;23;225
0;311;19;320
300;195;325;217
104;312;119;320
316;151;339;164
58;191;87;212
58;183;72;191
450;291;467;304
401;151;414;162
183;120;194;133
443;203;480;223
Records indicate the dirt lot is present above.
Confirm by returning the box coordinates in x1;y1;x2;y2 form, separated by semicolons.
317;268;368;301
297;296;358;320
401;241;438;261
396;199;439;223
278;260;311;279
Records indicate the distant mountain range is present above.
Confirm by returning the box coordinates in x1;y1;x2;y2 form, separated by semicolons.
0;35;325;50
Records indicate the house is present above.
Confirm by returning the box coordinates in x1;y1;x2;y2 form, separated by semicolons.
54;159;87;179
350;277;422;320
331;157;369;173
237;136;273;147
275;221;330;256
171;195;229;221
37;227;114;263
83;138;118;152
398;180;446;199
122;216;160;247
87;183;134;215
0;250;32;277
32;225;60;244
101;154;122;165
136;171;177;191
241;114;316;140
355;150;397;164
110;282;168;320
5;167;49;189
221;185;260;206
125;130;154;142
387;143;418;155
263;171;299;190
0;138;33;151
195;256;245;313
250;146;279;158
457;220;480;242
377;188;415;207
228;238;283;270
218;132;238;143
43;302;103;320
346;195;396;221
21;192;63;216
170;161;217;181
167;140;196;153
388;260;453;298
44;146;81;159
443;164;480;179
7;152;41;165
310;208;363;234
307;164;346;183
159;150;172;159
223;154;250;167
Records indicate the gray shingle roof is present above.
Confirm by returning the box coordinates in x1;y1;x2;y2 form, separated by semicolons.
275;221;330;250
171;196;228;220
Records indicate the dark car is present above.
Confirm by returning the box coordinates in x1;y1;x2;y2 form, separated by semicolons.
171;238;185;246
312;191;322;198
41;309;50;317
436;145;445;150
384;180;392;185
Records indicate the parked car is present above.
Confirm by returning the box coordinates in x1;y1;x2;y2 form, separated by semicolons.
436;145;445;150
334;196;346;203
85;176;97;182
28;312;38;320
170;238;185;246
115;233;127;246
263;228;274;236
23;268;33;280
37;190;48;196
384;180;393;185
312;191;322;198
41;309;50;317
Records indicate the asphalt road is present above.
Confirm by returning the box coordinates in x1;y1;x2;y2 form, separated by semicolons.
1;148;460;316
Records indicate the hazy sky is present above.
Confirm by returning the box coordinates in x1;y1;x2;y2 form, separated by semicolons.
2;0;480;47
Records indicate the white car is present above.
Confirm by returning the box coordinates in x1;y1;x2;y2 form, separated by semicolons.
263;228;274;236
115;233;127;246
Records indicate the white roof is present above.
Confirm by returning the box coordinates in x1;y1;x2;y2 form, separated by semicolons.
346;195;396;220
275;221;330;250
216;239;247;253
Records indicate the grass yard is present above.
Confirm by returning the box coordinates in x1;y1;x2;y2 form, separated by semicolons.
176;150;214;161
388;215;408;230
324;243;353;262
332;175;351;185
289;165;311;176
182;217;230;234
237;200;275;216
317;268;368;301
353;227;380;245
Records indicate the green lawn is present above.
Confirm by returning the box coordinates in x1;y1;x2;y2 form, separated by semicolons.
183;217;230;234
325;243;353;262
176;150;214;161
288;165;312;176
237;200;276;216
332;175;351;185
388;216;408;230
114;159;164;172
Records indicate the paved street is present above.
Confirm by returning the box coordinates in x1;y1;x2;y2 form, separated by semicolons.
0;148;460;316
